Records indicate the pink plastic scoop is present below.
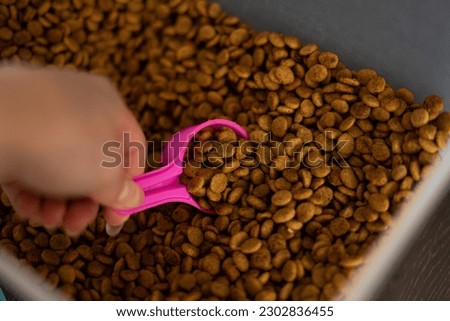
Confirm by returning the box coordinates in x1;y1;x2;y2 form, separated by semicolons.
114;119;249;216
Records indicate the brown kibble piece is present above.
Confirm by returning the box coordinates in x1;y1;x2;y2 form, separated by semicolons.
240;238;262;254
230;28;249;46
125;253;140;270
215;203;233;215
218;127;237;143
210;280;230;298
299;43;318;56
436;112;450;133
419;138;439;153
27;21;44;37
410;108;430;128
330;218;350;236
41;250;60;266
175;16;192;35
273;207;296;224
292;187;313;201
115;243;134;258
362;94;380;108
34;233;49;248
76;245;94;261
187;176;205;194
318;52;339;69
13;30;32;45
368;193;390;212
207;188;220;201
255;289;277;301
233;251;249;272
178;273;196;291
372;142;391;162
120;270;139;282
271;190;292;206
138;270;154;289
63;36;80;52
198;25;216;41
281;260;297;282
423;95;444;115
181;243;199;258
367;76;386;94
247;195;267;211
58;265;76;284
187;227;204;247
201;254;220;275
396;88;414;104
337;133;355;155
228;187;244;204
418;125;437;140
272;116;288;137
339;168;358;189
357;69;377;85
392;165;407;181
273;66;295;85
0;27;13;41
268;32;285;47
12;225;26;242
383;98;401;112
296;202;316;223
210;173;228;193
176;43;195;61
366;167;388;186
306;64;328;82
50;234;71;250
309;186;333;207
332;99;349;114
87;261;105;277
339;256;364;268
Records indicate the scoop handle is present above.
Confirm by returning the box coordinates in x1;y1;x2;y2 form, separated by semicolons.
133;161;182;191
114;161;181;216
115;184;195;216
114;161;213;216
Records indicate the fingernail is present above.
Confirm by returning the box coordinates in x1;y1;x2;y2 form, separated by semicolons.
106;223;123;237
117;180;144;209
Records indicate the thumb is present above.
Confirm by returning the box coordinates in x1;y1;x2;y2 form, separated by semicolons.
90;171;144;210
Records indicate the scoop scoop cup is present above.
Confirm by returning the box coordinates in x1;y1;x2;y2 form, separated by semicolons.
114;119;249;216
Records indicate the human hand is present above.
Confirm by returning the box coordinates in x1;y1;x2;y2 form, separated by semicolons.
0;65;146;236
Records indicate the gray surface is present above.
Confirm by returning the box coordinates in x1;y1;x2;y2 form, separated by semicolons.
217;0;450;106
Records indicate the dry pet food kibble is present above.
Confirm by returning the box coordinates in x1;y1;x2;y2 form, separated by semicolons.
0;0;449;301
